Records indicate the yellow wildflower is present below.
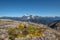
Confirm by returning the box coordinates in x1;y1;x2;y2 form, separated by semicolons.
29;34;34;37
16;23;24;27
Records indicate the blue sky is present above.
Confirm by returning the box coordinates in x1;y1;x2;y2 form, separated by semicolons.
0;0;60;17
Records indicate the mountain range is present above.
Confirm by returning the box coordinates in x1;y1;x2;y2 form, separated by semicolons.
0;15;60;25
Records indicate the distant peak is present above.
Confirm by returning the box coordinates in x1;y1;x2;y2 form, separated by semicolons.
24;14;30;16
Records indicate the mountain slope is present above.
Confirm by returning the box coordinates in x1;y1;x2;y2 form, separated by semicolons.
0;19;60;40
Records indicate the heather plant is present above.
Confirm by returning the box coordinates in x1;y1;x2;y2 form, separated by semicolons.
7;23;43;39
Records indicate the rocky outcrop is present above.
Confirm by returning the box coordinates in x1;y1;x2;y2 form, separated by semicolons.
48;20;60;32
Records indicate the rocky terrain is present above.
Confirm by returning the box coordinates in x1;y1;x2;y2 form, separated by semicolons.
0;19;60;40
48;20;60;32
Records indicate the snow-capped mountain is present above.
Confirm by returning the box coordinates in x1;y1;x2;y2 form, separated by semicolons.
0;14;60;25
22;14;35;20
